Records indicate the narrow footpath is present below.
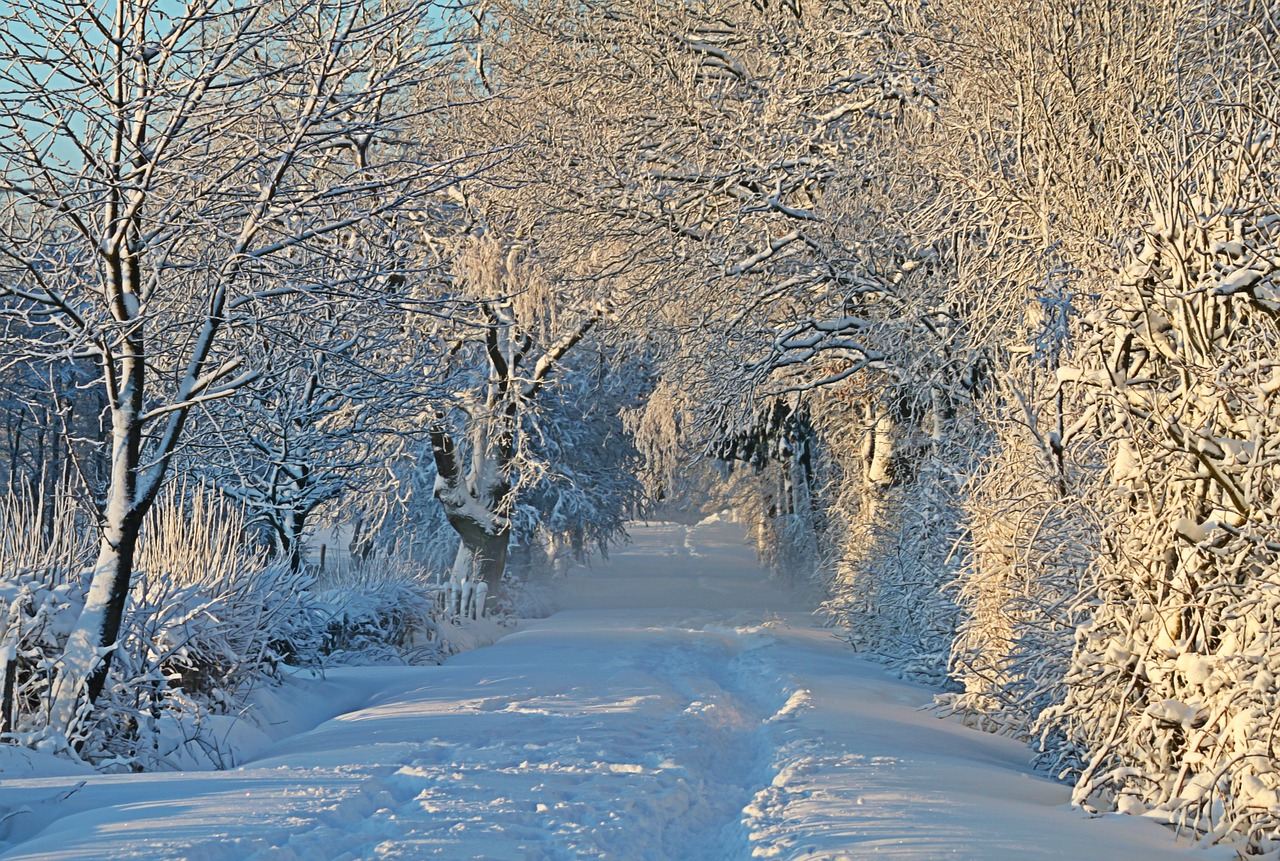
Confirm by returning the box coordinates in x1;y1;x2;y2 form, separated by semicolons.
0;521;1221;860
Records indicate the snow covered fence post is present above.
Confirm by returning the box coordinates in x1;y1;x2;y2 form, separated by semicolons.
0;0;463;749
0;639;15;738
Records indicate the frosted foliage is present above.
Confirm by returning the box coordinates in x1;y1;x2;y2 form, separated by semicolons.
454;237;557;342
791;259;980;686
624;380;687;505
740;458;826;592
942;415;1101;739
0;487;92;747
826;453;965;688
522;357;645;562
1036;99;1280;847
756;506;823;591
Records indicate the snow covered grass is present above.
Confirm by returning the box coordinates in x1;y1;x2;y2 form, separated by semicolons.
133;490;321;691
1;487;466;773
0;486;93;753
311;555;450;666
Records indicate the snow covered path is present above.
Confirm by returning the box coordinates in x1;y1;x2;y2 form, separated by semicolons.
0;521;1219;860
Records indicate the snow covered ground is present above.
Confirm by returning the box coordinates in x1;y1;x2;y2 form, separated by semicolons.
0;520;1225;860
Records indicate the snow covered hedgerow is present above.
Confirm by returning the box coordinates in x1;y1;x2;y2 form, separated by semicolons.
941;407;1104;739
1036;80;1280;850
824;450;967;688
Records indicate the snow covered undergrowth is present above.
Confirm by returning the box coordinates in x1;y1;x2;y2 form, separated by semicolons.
0;521;1224;859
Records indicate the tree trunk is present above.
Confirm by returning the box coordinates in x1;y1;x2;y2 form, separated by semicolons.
444;509;510;615
46;349;147;749
283;508;308;573
431;416;514;617
473;529;509;610
45;514;143;748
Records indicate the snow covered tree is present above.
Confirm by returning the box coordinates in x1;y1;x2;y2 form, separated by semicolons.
901;0;1280;847
468;0;946;566
191;242;430;571
0;0;460;747
513;347;648;576
421;235;613;613
1040;33;1280;844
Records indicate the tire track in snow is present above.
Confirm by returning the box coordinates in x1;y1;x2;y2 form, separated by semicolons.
598;617;793;861
231;612;802;861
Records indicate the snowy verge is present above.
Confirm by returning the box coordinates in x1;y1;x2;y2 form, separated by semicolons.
724;621;1235;860
136;611;521;771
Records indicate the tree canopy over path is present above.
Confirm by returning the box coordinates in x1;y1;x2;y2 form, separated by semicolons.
3;0;1280;851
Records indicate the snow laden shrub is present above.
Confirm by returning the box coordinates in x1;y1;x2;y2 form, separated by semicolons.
79;489;323;768
754;494;827;594
1039;93;1280;849
312;554;450;665
825;434;969;687
940;252;1109;738
941;405;1103;738
808;280;980;686
0;486;92;748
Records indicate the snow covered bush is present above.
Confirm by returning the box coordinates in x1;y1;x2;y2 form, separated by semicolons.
938;251;1108;739
312;554;450;665
0;487;92;749
1038;86;1280;848
827;455;967;687
942;405;1103;738
73;489;322;767
815;371;974;687
712;398;828;590
0;481;453;770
